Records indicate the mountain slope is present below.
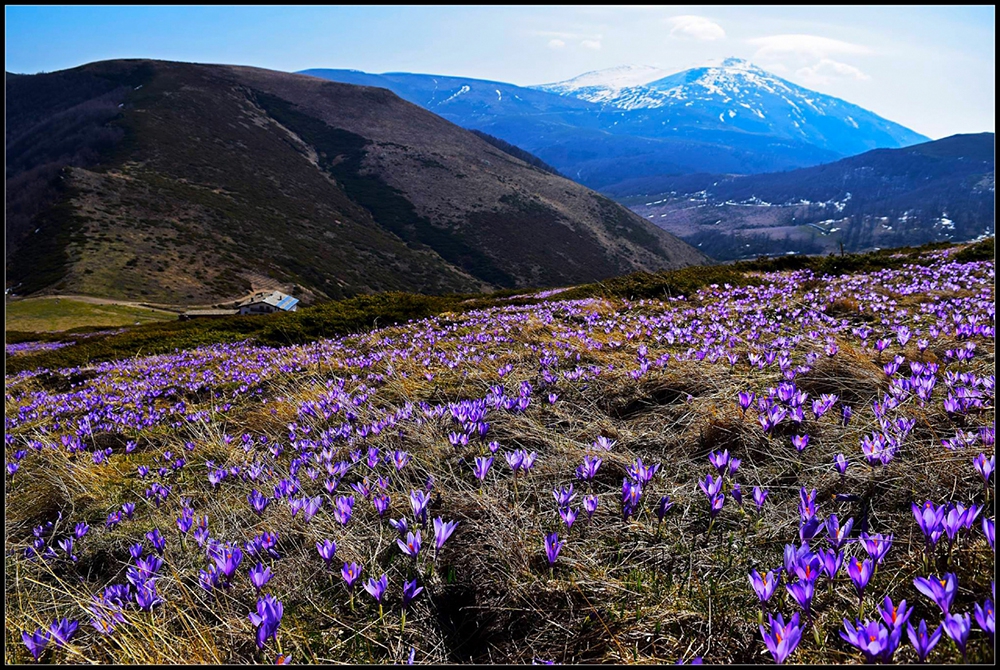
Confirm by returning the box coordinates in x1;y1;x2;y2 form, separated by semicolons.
536;58;928;157
5;60;706;303
303;60;928;195
625;133;995;260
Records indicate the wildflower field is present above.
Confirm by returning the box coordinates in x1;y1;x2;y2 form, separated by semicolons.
4;244;995;664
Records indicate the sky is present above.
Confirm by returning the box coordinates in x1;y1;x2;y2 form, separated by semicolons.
5;5;994;139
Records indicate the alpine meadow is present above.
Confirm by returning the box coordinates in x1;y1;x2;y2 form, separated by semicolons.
5;5;995;666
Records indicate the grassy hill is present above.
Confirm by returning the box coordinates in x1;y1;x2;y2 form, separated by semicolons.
4;240;993;664
5;60;706;304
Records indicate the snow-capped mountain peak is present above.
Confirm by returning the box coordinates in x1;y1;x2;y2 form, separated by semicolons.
527;57;928;158
532;65;670;101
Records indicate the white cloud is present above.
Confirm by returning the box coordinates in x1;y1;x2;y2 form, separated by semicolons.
796;58;871;86
747;34;871;62
548;39;566;49
580;39;602;50
668;15;726;41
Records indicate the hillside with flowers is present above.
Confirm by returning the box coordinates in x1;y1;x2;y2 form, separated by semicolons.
4;239;995;664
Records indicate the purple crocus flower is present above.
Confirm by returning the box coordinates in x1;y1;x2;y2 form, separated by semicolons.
879;596;913;631
553;484;577;508
752;486;768;511
397;530;422;559
834;453;849;475
121;502;136;520
363;572;389;605
48;618;78;647
135;554;163;581
841;618;902;664
594;436;616;451
372;493;390;517
575;455;602;481
248;489;270;516
342;562;362;590
847;557;873;599
655;496;673;522
914;573;958;614
859;532;892;564
786;579;815;617
58;537;77;561
973;598;994;644
248;594;283;650
389;517;409;536
22;628;49;660
942;612;972;659
473;456;493;482
74;522;89;539
818;548;843;581
409;490;430;526
146;528;166;555
333;495;355;526
559;506;579;529
432;517;459;559
749;569;779;604
738;391;755;414
249;562;273;593
621;477;644;521
317;539;337;565
177;512;194;534
402;578;423;608
912;501;946;546
791;435;809;452
210;544;243;581
134;579;163;611
759;612;802;664
583;494;598;520
941;504;969;542
906;618;942;662
699;474;723;498
707;492;725;520
984;517;995;551
708;450;730;473
544;532;563;566
826;515;854;550
974;453;995;483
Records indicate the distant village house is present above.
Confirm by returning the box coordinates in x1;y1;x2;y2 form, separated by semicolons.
180;290;299;320
238;291;299;315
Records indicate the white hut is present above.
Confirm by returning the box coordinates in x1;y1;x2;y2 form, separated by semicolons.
237;291;299;315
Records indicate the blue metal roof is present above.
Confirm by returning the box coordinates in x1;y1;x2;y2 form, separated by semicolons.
275;295;299;310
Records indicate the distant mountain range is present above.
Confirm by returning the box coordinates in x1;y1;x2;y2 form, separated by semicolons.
5;60;706;304
623;133;995;260
301;59;929;195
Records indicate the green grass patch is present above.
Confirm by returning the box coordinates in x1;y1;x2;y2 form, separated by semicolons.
5;297;175;333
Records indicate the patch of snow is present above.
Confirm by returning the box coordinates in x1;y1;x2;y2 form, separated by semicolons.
441;85;471;104
534;65;670;96
845;115;858;129
496;89;502;101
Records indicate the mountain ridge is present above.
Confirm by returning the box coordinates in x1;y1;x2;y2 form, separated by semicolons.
6;59;706;303
624;132;995;260
302;59;929;195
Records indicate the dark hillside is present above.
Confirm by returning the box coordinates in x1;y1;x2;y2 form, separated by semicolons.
624;134;994;260
6;60;706;304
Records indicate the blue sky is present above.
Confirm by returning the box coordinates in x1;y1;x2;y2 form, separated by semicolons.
5;5;994;139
